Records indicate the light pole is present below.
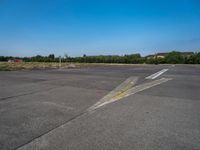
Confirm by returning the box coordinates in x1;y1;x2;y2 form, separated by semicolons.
59;56;61;68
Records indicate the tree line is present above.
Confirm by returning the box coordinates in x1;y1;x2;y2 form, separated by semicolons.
0;51;200;64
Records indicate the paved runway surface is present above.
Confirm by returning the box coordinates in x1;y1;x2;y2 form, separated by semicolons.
0;64;200;150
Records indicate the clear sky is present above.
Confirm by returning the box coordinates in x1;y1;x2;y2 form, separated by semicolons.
0;0;200;57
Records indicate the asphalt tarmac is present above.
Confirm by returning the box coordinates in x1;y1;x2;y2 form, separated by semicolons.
0;64;200;150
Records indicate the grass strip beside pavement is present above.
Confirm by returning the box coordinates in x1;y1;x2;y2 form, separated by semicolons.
0;62;73;71
0;62;154;71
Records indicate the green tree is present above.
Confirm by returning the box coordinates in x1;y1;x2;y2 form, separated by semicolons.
165;51;184;64
48;54;55;60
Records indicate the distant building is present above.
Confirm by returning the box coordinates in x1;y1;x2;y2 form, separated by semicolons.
14;59;23;63
8;59;14;62
8;59;23;63
155;53;168;58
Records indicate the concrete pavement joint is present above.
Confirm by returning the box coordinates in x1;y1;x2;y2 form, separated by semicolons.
16;111;87;150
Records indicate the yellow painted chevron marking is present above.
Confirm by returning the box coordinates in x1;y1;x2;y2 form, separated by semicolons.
88;77;172;111
87;77;138;111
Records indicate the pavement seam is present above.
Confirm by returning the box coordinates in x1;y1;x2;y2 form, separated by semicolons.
0;84;109;103
0;87;57;102
15;111;88;150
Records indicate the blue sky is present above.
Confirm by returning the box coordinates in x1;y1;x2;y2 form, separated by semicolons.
0;0;200;57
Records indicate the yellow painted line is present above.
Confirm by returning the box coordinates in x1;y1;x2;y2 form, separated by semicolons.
112;91;127;100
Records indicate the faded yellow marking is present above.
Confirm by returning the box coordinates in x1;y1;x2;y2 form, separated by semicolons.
88;77;172;111
110;81;135;100
104;81;132;98
112;91;127;100
88;77;138;111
